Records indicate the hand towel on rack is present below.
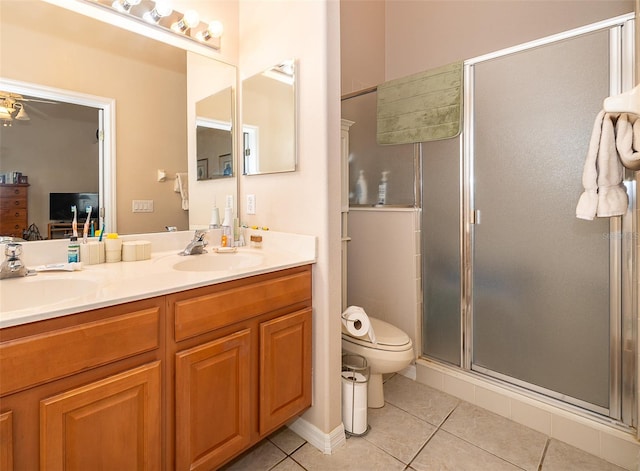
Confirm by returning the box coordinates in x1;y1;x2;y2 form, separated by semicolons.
615;113;640;171
174;173;189;210
576;111;628;220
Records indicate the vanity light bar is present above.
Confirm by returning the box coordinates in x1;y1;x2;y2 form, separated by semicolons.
88;0;222;50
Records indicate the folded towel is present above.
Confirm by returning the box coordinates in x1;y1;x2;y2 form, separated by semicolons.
615;113;640;171
174;173;189;210
576;111;628;220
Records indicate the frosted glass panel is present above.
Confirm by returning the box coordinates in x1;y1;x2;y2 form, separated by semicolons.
422;138;461;365
342;91;415;207
472;30;610;408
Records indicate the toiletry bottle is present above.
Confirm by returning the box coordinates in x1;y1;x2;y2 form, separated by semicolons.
377;171;389;205
68;236;80;263
355;170;367;205
208;204;222;247
222;207;233;247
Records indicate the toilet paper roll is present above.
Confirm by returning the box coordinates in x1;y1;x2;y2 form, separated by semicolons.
341;371;368;434
341;306;376;343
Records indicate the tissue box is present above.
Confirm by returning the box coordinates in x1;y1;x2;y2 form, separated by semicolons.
122;240;152;262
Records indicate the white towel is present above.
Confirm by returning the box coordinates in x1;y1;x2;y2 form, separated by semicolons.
174;173;189;210
615;113;640;171
576;111;628;220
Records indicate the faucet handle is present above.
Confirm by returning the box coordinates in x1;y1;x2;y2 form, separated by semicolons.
193;230;208;242
4;243;23;259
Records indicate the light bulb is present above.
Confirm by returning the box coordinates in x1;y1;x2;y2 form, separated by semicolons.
144;0;172;23
172;9;200;33
111;0;141;13
198;20;223;41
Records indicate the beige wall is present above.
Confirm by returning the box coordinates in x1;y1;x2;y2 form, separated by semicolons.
239;0;343;440
385;0;634;80
1;0;189;234
340;0;386;95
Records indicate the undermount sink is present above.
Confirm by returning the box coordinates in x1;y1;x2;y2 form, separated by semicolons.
172;252;264;272
0;276;99;312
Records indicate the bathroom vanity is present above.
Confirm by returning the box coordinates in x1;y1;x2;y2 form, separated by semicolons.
0;232;314;470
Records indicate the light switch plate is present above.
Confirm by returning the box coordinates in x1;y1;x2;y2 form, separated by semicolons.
132;200;154;213
247;194;256;215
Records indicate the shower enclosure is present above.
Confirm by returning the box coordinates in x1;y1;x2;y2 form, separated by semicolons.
422;14;636;426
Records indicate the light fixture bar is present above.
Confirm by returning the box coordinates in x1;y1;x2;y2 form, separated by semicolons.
85;0;222;50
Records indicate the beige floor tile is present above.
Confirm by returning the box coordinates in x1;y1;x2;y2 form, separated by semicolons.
364;402;437;464
383;374;459;426
442;401;546;471
291;439;406;471
269;426;306;455
271;457;307;471
542;439;628;471
411;430;523;471
220;440;286;471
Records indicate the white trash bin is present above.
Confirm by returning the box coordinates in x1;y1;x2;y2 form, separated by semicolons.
341;353;370;436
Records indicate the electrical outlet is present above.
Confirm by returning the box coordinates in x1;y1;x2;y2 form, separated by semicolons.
247;194;256;215
132;200;154;213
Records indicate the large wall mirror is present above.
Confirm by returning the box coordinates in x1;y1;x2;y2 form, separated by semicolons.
242;60;296;175
0;0;237;238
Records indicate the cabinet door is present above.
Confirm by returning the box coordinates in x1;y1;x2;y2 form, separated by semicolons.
40;361;161;471
260;308;312;435
175;329;251;471
0;411;12;471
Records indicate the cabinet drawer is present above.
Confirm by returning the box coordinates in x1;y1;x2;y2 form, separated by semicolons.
0;208;27;230
173;268;311;342
0;306;161;396
0;192;27;209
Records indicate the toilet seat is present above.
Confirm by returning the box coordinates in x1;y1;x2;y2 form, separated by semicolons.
342;317;411;352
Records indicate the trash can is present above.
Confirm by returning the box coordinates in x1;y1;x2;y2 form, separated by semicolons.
341;353;370;436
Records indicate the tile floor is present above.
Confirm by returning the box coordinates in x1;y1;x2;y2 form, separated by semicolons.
221;374;626;471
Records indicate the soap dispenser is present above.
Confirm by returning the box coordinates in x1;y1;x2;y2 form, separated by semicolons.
377;171;389;206
355;170;367;205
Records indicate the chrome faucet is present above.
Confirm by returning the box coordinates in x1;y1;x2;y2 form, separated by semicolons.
179;230;208;256
0;243;31;279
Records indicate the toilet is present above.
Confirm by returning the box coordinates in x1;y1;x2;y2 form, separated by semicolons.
341;317;414;408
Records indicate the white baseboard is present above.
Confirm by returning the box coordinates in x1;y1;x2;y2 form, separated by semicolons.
288;416;346;454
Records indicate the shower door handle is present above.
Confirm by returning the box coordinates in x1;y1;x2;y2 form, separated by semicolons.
471;209;481;224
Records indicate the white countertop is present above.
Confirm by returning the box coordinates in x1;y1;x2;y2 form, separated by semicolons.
0;230;316;329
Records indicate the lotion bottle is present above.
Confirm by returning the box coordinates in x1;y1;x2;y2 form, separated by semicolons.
355;170;367;205
377;171;389;205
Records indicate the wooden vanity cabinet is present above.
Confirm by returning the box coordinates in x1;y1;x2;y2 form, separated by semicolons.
0;264;312;471
168;265;312;471
0;298;164;471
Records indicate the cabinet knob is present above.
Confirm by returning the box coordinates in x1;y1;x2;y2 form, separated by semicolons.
13;189;19;195
14;212;20;217
14;200;19;206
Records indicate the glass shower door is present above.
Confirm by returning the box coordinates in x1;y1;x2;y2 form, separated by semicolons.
470;29;613;413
